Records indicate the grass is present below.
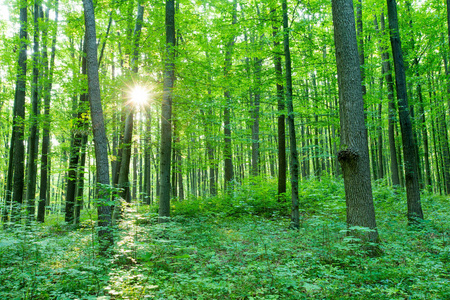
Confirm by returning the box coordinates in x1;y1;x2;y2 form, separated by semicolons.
1;177;450;299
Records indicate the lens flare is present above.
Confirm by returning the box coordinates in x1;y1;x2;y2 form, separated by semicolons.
129;85;149;106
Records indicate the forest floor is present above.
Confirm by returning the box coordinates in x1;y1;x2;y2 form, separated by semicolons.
1;178;450;299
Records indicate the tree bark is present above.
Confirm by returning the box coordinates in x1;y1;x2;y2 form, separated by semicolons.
223;0;237;191
38;2;58;223
282;0;300;229
66;37;89;224
117;0;144;205
9;2;28;220
332;0;379;244
379;13;400;187
83;0;113;251
159;0;176;222
118;110;134;202
386;0;423;224
251;56;262;177
273;17;286;196
26;2;42;218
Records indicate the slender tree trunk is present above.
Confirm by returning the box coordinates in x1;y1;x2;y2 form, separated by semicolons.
38;2;58;223
133;145;138;200
373;17;385;180
271;8;286;198
377;98;384;179
442;52;450;194
66;38;89;224
223;0;237;191
251;56;262;177
159;0;176;222
74;134;88;225
282;0;300;228
446;0;450;118
386;0;423;223
356;0;366;97
143;107;152;203
380;13;400;187
332;0;379;245
118;110;134;202
83;0;113;251
26;2;42;218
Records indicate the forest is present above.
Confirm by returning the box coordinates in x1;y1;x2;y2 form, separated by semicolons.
1;0;450;298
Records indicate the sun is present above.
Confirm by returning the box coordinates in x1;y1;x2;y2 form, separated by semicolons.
128;85;149;106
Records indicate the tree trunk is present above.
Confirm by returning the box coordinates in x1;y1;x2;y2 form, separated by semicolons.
74;134;88;225
380;13;400;187
143;107;152;203
118;110;134;202
83;0;113;251
38;2;58;223
26;2;42;218
251;56;262;177
332;0;379;244
282;0;300;229
223;0;237;191
66;37;89;224
386;0;424;224
159;0;176;222
10;2;28;219
447;0;450;118
272;9;287;196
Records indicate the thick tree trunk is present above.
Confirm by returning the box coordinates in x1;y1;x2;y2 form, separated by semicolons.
282;0;300;228
83;0;113;251
332;0;379;244
159;0;176;222
386;0;423;224
11;3;28;218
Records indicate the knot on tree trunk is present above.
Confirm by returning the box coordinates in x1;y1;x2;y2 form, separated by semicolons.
338;148;359;163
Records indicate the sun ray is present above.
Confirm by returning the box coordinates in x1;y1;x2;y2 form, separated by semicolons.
128;85;149;107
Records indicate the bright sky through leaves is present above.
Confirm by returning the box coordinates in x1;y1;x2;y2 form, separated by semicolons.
129;85;149;107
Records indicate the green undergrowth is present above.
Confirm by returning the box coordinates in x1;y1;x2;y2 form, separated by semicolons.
1;177;450;299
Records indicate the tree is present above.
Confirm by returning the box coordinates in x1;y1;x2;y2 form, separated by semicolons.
282;0;300;228
6;0;28;222
331;0;379;243
386;0;424;224
38;1;59;223
65;39;88;225
117;0;144;203
271;5;286;199
26;1;42;218
159;0;176;222
379;13;400;187
223;0;237;191
82;0;112;250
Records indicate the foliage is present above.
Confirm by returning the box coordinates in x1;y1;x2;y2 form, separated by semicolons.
165;176;289;218
1;179;450;299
